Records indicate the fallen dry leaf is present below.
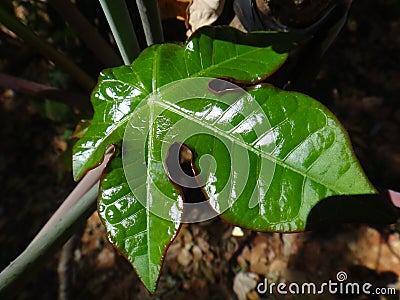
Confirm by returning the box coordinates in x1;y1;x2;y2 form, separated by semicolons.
268;258;288;278
233;272;258;300
96;246;115;269
187;0;225;35
246;289;260;300
165;242;182;274
241;246;252;262
166;242;183;260
177;247;193;267
196;236;210;253
158;0;191;21
52;135;67;153
238;237;269;276
81;212;106;255
224;237;240;260
250;261;268;276
192;245;202;262
200;261;216;283
237;255;248;269
181;226;193;245
232;226;244;237
350;226;400;277
250;241;267;266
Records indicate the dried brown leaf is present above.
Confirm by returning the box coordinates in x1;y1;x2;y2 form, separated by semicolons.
196;236;210;253
250;242;267;267
158;0;191;20
177;247;193;267
250;261;268;276
96;246;115;269
241;246;252;262
181;227;193;245
81;212;106;255
268;258;288;278
200;261;216;283
187;0;225;35
247;290;260;300
233;272;258;300
192;245;203;262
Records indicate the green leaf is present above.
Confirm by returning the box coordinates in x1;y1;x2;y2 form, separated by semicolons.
122;80;377;233
73;25;386;293
73;26;293;180
213;85;378;231
98;155;181;292
73;26;296;292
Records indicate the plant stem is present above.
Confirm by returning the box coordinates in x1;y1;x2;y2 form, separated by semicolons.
57;235;80;300
136;0;164;45
48;0;122;67
0;183;99;299
0;6;96;91
0;73;92;112
99;0;141;64
30;146;114;244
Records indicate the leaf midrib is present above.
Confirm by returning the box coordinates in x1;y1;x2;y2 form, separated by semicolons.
80;42;285;176
152;99;344;195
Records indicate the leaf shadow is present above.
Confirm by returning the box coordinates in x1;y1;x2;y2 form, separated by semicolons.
198;25;303;54
306;190;399;231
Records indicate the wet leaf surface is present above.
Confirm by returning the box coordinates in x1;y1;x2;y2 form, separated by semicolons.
73;26;296;292
71;21;397;292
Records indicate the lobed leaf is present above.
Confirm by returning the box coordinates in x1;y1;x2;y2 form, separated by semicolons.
72;26;388;294
73;26;293;180
73;26;296;292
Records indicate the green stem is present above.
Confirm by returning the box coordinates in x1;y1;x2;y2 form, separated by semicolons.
136;0;164;45
0;73;92;112
99;0;141;64
0;183;99;299
48;0;122;67
0;6;96;91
